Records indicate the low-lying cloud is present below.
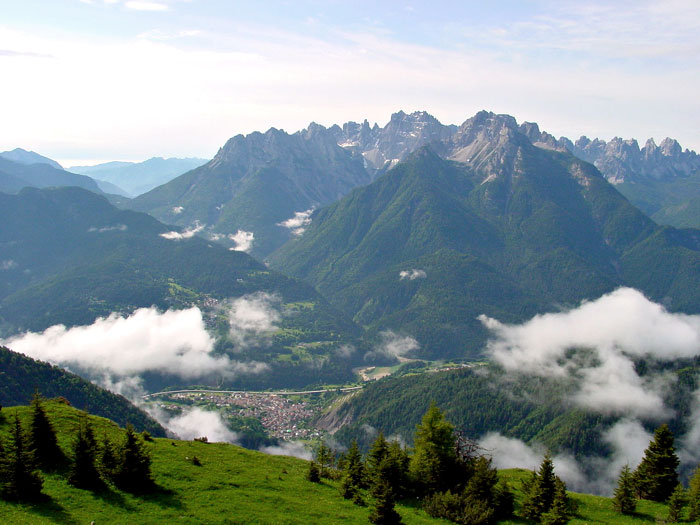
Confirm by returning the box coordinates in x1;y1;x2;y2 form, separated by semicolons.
88;224;128;233
479;287;700;419
2;306;269;388
260;441;311;460
365;330;419;361
399;269;426;281
171;206;184;214
158;407;239;443
228;292;281;348
480;417;653;495
278;208;313;236
229;230;254;252
0;259;17;270
160;221;204;240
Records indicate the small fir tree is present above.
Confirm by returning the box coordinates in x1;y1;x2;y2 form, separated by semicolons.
340;439;365;499
521;453;560;522
307;460;320;482
540;478;571;525
368;478;403;525
98;430;119;481
1;413;43;501
367;432;389;482
409;403;459;495
667;483;687;523
68;418;103;490
613;464;636;514
28;392;64;470
114;424;154;493
315;440;334;478
633;424;679;502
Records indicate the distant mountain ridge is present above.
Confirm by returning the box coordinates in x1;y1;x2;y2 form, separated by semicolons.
0;156;104;195
70;156;209;196
270;112;700;358
128;126;371;257
0;147;63;169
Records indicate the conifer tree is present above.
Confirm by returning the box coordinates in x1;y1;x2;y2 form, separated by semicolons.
28;392;64;470
68;418;102;490
315;440;334;478
613;464;636;514
540;478;571;525
368;478;403;525
340;439;365;499
114;424;154;493
367;432;389;482
667;483;687;523
307;460;320;482
98;430;119;481
633;424;679;502
521;453;560;522
410;403;458;494
1;413;43;501
688;465;700;520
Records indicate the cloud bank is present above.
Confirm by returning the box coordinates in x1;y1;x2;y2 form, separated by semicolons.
260;442;311;460
159;407;238;443
399;269;427;281
228;292;281;348
160;222;204;240
278;208;313;236
229;230;254;252
1;306;269;391
365;330;419;361
480;287;700;419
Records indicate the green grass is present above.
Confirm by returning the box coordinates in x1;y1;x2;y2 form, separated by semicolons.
0;402;443;524
0;402;686;524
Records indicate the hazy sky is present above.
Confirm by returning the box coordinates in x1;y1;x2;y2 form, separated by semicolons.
2;0;699;166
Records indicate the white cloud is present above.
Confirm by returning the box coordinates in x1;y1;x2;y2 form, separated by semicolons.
2;307;223;377
0;260;17;270
160;221;204;240
228;230;254;252
399;269;426;281
88;224;127;233
365;330;419;361
124;1;168;11
480;287;700;419
152;406;238;443
278;208;313;236
260;441;311;460
172;205;184;214
228;292;280;348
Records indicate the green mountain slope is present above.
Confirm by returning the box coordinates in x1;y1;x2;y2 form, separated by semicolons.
0;346;164;435
128;125;371;258
271;113;700;358
0;401;442;524
0;187;364;389
0;156;103;194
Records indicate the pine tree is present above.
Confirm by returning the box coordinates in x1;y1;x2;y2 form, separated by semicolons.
98;430;119;481
368;478;403;525
307;460;320;482
367;432;389;483
114;424;154;493
521;453;559;522
633;424;679;502
28;392;64;471
540;478;571;525
1;413;43;501
340;439;365;499
68;418;102;490
688;465;700;520
667;483;687;523
315;440;334;478
409;403;458;495
613;464;636;514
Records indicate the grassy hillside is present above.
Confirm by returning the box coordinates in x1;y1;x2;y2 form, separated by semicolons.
0;401;441;524
0;401;684;524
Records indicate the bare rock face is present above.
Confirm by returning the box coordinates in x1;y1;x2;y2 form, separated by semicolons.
334;110;457;173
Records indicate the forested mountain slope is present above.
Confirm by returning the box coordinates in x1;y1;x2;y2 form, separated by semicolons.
271;113;700;358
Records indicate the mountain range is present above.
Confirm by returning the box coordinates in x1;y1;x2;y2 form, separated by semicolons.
69;156;208;197
270;112;700;358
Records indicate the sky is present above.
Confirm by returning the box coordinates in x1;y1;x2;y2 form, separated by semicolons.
1;0;699;166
